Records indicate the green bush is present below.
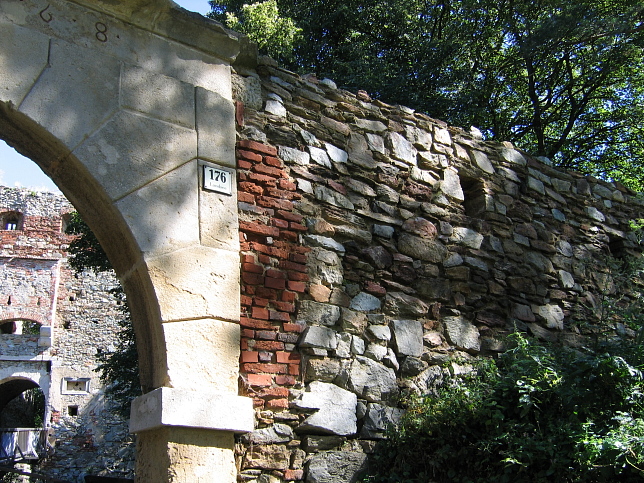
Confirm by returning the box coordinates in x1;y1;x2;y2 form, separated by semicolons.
363;334;644;483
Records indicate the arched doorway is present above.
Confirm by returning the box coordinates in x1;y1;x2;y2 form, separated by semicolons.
0;1;252;480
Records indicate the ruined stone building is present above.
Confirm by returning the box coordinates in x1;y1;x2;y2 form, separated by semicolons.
0;186;134;481
1;1;643;481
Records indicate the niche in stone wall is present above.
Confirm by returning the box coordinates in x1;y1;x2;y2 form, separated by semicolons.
460;177;491;217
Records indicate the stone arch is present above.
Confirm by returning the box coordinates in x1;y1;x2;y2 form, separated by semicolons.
0;1;252;480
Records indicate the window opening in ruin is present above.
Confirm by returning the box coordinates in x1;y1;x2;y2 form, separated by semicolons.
1;211;22;230
460;177;488;217
63;378;90;394
60;212;73;233
67;405;79;417
0;320;16;334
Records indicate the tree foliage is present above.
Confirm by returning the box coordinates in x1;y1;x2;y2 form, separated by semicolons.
363;334;644;483
211;0;644;189
66;212;139;417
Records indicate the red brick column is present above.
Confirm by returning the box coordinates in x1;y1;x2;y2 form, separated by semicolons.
237;139;308;410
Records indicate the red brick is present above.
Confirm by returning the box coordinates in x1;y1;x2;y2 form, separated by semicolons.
269;310;291;322
255;287;279;300
256;330;278;340
255;386;289;398
248;172;277;185
276;210;304;223
237;192;255;204
266;398;289;409
282;291;296;303
240;317;274;330
238;139;278;156
239;220;280;237
272;301;295;313
253;340;285;351
288;271;309;282
258;254;271;264
264;156;283;167
266;188;301;200
290;222;307;232
265;277;286;290
252;306;269;320
241;338;249;350
272;218;289;229
241;329;255;338
276;351;301;363
241;295;253;306
237;159;252;170
257;197;293;211
237;149;262;163
254;163;285;178
238;181;264;195
287;281;306;292
242;272;264;285
278;179;297;191
288;364;300;376
246;374;272;386
284;469;305;481
281;231;298;242
241;254;256;263
242;262;264;274
283;323;305;333
240;351;259;363
242;363;288;374
275;375;296;386
266;268;287;279
280;260;307;273
254;297;269;307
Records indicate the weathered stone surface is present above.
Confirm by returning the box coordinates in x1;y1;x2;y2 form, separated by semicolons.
304;235;346;254
298;300;341;326
362;246;393;269
536;304;565;330
469;150;495;174
306;451;367;483
392;319;424;357
296;382;357;436
384;292;429;317
303;435;346;453
386;131;417;165
360;403;405;439
450;227;484;249
340;308;368;335
443;316;480;352
398;233;447;263
244;424;294;445
512;303;536;322
344;356;398;402
402;217;438;239
400;356;428;376
243;444;290;470
300;326;338;350
367;324;392;341
440;168;465;201
306;358;342;382
349;292;382;312
279;145;310;165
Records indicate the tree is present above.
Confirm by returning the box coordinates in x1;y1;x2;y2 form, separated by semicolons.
65;213;139;417
211;0;644;190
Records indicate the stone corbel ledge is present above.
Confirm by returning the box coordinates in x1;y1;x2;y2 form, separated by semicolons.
129;387;254;434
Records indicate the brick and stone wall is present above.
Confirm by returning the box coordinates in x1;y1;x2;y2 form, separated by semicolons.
232;58;644;482
0;187;134;481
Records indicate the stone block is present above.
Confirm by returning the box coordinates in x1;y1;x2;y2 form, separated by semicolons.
22;38;123;150
392;319;423;357
398;233;447;263
385;132;417;165
360;403;404;439
146;246;240;322
384;292;429;317
345;356;398;403
296;381;357;436
349;292;382;312
439;168;464;201
75;109;196;201
443;316;480;352
196;87;236;167
129;387;253;433
298;300;341;326
0;23;49;106
340;308;368;335
300;326;338;350
198;161;239;252
450;227;484;249
121;64;195;129
306;451;367;483
469;150;494;174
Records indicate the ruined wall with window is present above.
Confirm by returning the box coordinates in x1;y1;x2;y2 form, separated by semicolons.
231;58;644;481
0;187;134;480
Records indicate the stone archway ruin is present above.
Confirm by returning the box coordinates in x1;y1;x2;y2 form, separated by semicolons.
0;1;252;480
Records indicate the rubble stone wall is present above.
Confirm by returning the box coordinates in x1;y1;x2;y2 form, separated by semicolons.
233;58;644;482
